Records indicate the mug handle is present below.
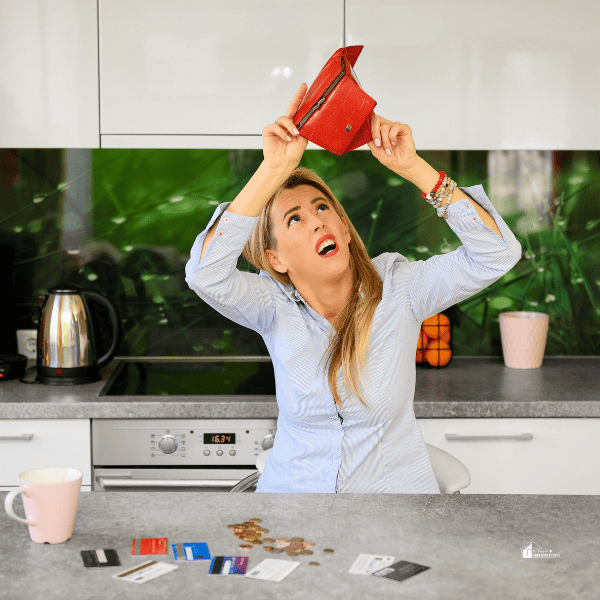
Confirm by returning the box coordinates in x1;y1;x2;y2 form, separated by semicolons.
4;489;30;525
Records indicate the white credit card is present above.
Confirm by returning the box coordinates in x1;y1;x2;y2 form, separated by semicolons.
349;554;396;575
245;558;300;582
113;560;178;584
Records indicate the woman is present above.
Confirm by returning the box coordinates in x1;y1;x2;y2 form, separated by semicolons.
185;83;522;493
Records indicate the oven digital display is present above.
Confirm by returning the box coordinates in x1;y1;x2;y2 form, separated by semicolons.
204;433;236;444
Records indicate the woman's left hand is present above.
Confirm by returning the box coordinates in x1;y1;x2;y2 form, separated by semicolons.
367;113;419;174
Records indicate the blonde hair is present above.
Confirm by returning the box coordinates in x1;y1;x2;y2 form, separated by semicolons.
241;166;383;409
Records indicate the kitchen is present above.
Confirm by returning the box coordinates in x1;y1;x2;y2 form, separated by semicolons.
1;0;600;598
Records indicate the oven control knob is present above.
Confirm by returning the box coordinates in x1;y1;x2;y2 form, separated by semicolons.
261;434;275;451
158;435;178;454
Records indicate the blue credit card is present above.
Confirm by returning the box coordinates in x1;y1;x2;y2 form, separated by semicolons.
208;556;249;575
172;543;211;561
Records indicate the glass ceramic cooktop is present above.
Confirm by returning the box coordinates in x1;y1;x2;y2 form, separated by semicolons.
100;360;276;396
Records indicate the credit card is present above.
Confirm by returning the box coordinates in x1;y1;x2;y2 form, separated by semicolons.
81;549;120;568
172;543;211;561
349;554;395;575
113;560;178;584
370;560;430;583
245;558;300;582
208;556;248;575
131;538;167;555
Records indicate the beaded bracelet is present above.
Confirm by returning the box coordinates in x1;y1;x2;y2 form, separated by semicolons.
423;172;457;220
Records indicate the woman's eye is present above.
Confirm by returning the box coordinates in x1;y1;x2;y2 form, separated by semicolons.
288;203;328;226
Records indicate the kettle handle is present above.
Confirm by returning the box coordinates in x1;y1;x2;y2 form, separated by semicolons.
81;290;122;369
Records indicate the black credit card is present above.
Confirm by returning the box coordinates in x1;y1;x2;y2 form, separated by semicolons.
371;560;430;583
81;549;121;568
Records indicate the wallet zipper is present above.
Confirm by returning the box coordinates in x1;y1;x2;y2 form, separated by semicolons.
297;56;346;131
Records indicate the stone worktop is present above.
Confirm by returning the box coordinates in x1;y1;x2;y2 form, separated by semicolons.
0;357;599;419
1;491;597;600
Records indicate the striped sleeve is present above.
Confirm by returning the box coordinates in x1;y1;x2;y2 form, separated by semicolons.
184;202;276;337
408;184;522;324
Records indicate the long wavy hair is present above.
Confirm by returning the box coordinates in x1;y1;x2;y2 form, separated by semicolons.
241;166;383;409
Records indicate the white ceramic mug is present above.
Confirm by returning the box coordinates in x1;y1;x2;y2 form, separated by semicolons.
4;467;82;544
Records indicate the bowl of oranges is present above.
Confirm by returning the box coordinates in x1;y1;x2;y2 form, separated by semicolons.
416;312;452;367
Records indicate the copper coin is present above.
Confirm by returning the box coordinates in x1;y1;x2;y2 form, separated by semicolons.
290;537;304;543
264;546;274;551
275;538;288;542
300;550;313;555
258;528;268;534
303;541;315;547
309;562;319;567
239;544;253;550
263;538;275;543
324;548;334;553
252;539;262;545
248;518;261;522
242;521;254;526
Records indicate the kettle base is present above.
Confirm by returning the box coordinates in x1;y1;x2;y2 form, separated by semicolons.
36;364;101;385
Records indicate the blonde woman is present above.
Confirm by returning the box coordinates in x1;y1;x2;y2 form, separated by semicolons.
185;83;522;493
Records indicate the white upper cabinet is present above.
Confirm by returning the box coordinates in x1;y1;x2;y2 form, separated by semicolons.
346;0;600;150
98;0;343;144
0;0;99;148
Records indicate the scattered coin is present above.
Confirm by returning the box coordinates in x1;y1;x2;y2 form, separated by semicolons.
309;562;319;567
239;544;253;550
249;518;262;523
324;548;334;553
300;550;313;555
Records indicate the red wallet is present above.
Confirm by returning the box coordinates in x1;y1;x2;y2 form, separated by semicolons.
292;45;376;156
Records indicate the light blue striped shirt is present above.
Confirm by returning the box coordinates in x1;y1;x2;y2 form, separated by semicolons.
185;185;522;493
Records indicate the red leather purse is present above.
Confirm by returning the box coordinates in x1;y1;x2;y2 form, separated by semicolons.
292;45;376;156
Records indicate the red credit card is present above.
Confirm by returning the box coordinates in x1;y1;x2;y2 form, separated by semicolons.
131;538;168;555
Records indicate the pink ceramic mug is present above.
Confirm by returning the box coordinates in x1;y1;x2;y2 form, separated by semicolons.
4;467;82;544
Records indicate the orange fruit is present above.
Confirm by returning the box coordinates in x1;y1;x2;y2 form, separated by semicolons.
422;313;450;340
439;329;451;344
416;329;429;363
424;339;452;367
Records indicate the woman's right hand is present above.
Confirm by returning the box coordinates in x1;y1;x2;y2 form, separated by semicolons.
262;83;309;171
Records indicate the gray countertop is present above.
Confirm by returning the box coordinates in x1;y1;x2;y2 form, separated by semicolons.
1;357;599;419
1;491;597;600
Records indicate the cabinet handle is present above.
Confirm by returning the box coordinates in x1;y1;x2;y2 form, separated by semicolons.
0;433;33;441
97;477;243;489
445;433;533;441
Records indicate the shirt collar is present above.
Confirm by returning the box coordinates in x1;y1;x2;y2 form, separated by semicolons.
259;269;303;304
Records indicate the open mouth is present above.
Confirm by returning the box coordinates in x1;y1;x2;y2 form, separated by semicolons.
317;240;338;257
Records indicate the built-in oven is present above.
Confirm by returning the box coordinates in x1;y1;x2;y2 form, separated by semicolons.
93;358;277;492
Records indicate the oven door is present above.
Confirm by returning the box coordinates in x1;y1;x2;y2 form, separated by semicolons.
93;467;258;492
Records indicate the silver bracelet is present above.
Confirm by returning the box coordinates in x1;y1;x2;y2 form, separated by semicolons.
424;176;456;220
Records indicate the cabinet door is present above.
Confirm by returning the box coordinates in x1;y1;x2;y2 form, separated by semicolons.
0;0;99;148
0;420;91;491
346;0;600;150
99;0;343;136
418;418;600;494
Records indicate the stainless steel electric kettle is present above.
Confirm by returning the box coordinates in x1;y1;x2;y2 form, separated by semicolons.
36;283;122;385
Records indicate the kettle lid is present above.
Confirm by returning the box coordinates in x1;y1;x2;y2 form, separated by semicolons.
48;282;82;294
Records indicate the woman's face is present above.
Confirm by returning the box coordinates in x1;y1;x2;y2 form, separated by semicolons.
265;184;352;284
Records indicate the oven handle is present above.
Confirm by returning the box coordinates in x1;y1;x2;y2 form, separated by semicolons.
97;477;248;489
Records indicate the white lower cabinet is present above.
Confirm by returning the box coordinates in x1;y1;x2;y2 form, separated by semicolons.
0;420;91;492
418;418;600;495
